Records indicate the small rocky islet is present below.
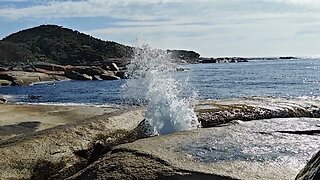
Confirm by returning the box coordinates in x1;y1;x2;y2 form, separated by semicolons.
0;25;319;180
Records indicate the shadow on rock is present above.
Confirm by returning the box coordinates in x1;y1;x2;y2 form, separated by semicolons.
0;121;41;136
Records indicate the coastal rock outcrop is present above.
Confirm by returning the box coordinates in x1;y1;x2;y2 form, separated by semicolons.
65;70;92;80
0;96;6;104
71;118;320;180
296;150;320;180
0;71;56;86
0;80;12;86
66;66;105;76
1;97;320;179
105;63;120;71
0;107;145;179
100;73;121;80
0;67;8;71
196;97;320;127
0;64;124;86
33;62;65;71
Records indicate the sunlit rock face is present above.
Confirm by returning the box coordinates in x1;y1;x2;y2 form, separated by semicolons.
72;117;320;180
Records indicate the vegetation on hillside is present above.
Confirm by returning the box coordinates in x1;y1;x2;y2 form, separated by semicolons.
0;25;133;66
0;25;201;66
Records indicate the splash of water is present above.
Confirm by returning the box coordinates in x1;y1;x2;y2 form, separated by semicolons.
123;43;200;135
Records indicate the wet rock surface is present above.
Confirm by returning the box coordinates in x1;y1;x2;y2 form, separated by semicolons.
196;96;320;127
73;118;320;180
1;97;320;179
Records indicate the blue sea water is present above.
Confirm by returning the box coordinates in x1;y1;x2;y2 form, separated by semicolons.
1;58;320;105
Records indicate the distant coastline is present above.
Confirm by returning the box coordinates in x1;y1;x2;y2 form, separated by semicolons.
0;24;307;88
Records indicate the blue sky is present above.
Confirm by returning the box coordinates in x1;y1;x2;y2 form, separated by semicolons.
1;0;320;57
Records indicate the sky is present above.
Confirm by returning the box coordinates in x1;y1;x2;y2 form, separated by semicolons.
0;0;320;57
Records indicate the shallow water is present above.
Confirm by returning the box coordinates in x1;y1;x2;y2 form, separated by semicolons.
1;58;320;105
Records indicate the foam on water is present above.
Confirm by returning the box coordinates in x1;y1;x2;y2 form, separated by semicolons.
122;43;200;135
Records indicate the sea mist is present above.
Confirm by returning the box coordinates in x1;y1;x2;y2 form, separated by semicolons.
123;43;200;135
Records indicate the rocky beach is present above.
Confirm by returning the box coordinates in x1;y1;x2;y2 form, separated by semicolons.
0;97;319;179
0;25;319;180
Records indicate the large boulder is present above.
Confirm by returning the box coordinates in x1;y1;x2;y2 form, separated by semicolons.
67;66;105;76
65;70;92;80
115;71;126;79
102;62;120;71
0;71;56;86
0;67;8;71
0;79;12;86
110;63;120;71
92;75;103;81
34;68;65;76
32;62;65;71
100;73;121;80
72;118;320;180
296;150;320;180
9;66;23;71
22;65;35;72
0;96;6;104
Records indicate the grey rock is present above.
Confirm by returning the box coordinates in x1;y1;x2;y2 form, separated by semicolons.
92;75;103;81
67;66;105;76
115;71;126;79
195;97;320;128
33;62;65;71
0;96;6;104
296;150;320;180
0;71;56;86
9;67;23;71
102;63;120;71
0;108;145;179
110;63;120;71
0;79;12;86
0;67;8;71
65;70;92;80
73;118;320;180
100;74;121;80
22;66;35;72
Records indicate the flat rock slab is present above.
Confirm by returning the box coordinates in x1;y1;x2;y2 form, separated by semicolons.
0;71;56;85
0;106;145;179
196;97;320;127
0;104;118;141
75;118;320;180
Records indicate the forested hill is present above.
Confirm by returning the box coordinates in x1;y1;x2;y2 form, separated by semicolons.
0;25;201;66
0;25;133;66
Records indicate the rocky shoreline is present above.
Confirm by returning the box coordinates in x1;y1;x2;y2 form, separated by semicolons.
0;62;125;86
0;97;319;179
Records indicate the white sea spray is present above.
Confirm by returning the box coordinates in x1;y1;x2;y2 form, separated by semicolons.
122;43;200;135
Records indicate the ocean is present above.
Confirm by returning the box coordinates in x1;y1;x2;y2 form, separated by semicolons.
1;58;320;105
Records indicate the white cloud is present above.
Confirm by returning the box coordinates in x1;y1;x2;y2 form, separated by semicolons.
1;0;320;56
0;0;317;20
